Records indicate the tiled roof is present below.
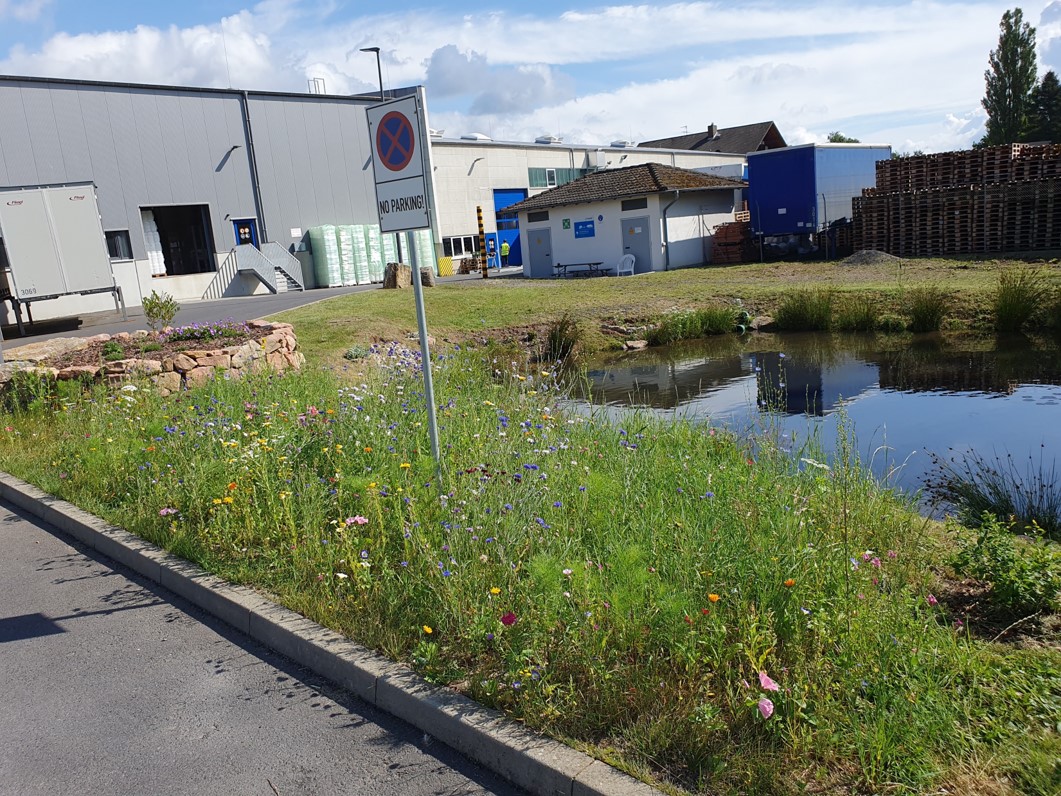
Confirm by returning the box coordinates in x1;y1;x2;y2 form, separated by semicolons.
639;122;786;154
501;163;745;213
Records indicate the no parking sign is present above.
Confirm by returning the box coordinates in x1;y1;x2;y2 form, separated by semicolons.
367;96;430;232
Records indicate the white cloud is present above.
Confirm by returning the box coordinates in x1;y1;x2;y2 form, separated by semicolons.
0;0;50;22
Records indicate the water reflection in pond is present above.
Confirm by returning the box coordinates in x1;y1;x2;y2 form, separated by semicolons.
567;333;1061;497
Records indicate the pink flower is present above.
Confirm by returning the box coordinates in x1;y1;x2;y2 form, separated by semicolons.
758;671;779;691
345;516;369;526
758;697;774;719
870;557;881;568
500;611;518;626
927;593;938;606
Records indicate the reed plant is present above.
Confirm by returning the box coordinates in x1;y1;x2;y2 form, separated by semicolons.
994;267;1051;333
904;285;949;332
646;306;735;345
0;350;1058;794
773;289;833;331
545;312;581;360
833;294;877;332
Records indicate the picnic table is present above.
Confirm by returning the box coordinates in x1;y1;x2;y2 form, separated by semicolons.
554;261;611;278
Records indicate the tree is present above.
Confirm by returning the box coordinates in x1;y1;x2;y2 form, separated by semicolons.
827;131;860;143
1028;70;1061;143
980;8;1037;146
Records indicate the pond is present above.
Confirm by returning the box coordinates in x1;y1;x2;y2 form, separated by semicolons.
566;332;1061;500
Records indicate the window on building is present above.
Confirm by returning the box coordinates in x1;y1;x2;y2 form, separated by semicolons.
527;167;592;189
527;210;549;223
443;235;481;258
621;197;648;211
105;230;133;260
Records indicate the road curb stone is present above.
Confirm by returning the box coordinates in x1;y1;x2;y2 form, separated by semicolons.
0;472;662;796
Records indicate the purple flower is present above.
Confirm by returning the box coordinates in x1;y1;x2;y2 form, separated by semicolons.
500;611;518;626
758;697;774;719
927;593;938;606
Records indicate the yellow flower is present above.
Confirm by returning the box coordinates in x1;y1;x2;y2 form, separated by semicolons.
364;446;373;453
212;498;222;505
708;593;721;603
483;400;495;406
422;625;433;634
335;444;343;451
222;496;234;504
400;462;411;469
490;587;501;595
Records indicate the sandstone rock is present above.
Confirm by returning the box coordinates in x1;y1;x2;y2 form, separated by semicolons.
152;371;182;394
190;352;231;369
263;334;284;354
185;367;214;387
57;365;101;380
267;351;286;370
171;353;197;373
625;340;649;350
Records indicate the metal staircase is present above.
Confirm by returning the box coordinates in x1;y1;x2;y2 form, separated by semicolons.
203;243;304;300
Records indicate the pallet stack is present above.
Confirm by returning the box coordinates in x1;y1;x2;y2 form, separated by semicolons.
853;144;1061;256
711;221;752;264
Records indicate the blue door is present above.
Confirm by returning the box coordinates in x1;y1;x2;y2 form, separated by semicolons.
493;188;527;266
233;218;259;248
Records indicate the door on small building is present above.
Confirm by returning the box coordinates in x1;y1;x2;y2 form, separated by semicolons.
233;218;259;248
525;228;553;279
622;216;652;273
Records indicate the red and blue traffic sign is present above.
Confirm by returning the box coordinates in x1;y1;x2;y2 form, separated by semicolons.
375;111;416;172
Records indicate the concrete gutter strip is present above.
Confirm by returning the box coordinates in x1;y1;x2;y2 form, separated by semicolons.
0;472;662;796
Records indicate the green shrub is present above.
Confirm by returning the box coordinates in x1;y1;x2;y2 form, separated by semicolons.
774;290;833;331
833;295;877;332
877;314;906;334
140;341;163;353
647;307;735;345
141;290;180;332
905;286;948;333
952;514;1061;614
102;340;125;362
994;267;1050;333
343;344;372;361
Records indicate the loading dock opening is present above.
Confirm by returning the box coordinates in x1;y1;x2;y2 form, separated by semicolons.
142;205;216;276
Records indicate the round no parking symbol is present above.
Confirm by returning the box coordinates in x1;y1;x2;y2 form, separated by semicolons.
376;111;416;172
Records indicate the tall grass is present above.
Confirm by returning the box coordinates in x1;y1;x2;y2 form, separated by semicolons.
905;285;949;332
646;307;735;345
774;289;833;331
928;447;1061;541
545;312;581;360
833;294;877;332
994;267;1051;333
0;353;1058;794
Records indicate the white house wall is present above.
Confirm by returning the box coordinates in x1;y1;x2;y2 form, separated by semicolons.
666;191;741;268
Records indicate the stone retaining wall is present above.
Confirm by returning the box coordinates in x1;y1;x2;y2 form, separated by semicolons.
1;321;303;396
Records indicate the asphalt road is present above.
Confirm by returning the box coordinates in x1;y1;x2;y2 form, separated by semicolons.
0;499;524;796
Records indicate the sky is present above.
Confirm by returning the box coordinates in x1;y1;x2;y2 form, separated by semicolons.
1;1;1060;154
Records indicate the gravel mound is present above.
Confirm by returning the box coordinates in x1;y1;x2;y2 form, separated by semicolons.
841;250;904;267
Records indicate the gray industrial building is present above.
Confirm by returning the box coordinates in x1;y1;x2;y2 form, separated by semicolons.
0;74;393;326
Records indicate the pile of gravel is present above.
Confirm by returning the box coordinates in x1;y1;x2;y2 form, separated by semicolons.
841;250;904;267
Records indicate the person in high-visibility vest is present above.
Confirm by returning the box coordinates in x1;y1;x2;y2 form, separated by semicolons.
499;240;510;267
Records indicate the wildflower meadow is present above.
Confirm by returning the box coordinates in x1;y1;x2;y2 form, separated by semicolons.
1;342;1058;794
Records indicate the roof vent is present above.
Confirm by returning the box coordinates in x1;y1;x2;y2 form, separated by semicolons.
429;128;445;138
460;133;493;141
535;135;563;145
610;140;635;148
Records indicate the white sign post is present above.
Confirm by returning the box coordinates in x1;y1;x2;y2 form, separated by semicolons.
366;94;441;472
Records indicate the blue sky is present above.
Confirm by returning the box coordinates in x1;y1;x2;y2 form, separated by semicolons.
2;1;1060;153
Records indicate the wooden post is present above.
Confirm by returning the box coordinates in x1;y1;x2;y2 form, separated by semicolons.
477;205;488;278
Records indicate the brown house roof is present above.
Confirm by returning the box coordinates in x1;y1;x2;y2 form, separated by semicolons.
639;122;787;154
502;163;745;214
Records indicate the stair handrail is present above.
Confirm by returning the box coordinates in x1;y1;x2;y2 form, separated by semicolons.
202;249;240;300
233;244;278;293
260;242;305;291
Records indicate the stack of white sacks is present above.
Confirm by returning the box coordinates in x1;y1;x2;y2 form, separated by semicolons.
140;210;167;276
309;225;434;287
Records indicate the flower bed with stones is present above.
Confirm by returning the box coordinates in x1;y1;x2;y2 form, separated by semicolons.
1;321;303;396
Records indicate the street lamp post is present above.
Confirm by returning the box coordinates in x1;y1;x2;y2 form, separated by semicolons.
360;47;384;102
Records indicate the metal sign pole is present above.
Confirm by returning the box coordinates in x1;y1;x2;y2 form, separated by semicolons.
406;232;441;470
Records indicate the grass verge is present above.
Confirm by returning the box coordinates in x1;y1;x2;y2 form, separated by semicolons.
1;348;1058;795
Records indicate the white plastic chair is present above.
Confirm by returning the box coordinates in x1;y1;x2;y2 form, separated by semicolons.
615;253;635;276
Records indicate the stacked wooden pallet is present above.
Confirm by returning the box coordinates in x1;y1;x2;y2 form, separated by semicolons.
854;145;1061;256
712;221;752;264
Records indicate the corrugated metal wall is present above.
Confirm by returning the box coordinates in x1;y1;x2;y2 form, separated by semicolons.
0;78;379;262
